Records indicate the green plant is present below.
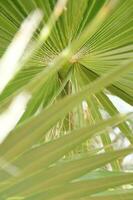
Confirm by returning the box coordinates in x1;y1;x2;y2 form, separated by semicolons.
0;0;133;199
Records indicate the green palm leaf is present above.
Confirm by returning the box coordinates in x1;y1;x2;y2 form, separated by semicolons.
0;0;133;199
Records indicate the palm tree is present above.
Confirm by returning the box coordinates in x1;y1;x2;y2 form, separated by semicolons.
0;0;133;199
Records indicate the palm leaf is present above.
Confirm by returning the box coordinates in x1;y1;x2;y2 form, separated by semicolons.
0;0;133;199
